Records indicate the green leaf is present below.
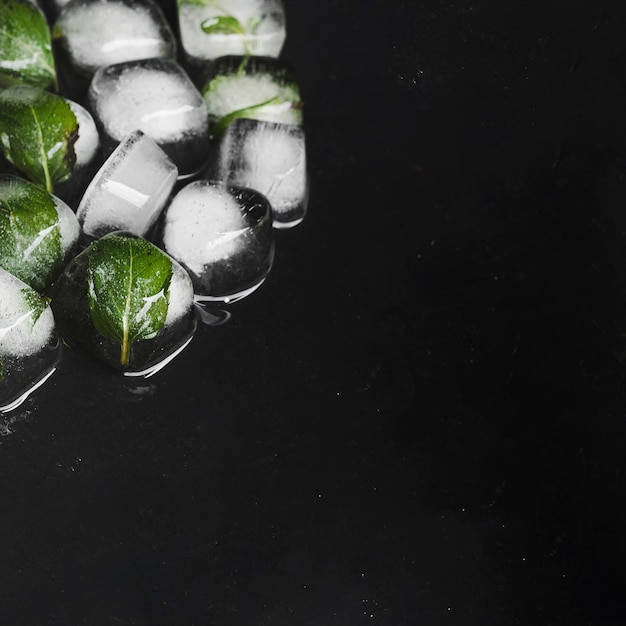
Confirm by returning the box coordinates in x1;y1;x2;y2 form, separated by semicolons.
87;234;173;367
0;85;78;192
0;0;57;91
20;287;51;324
200;15;245;35
0;175;62;293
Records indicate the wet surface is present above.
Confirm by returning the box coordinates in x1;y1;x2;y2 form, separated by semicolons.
2;0;626;623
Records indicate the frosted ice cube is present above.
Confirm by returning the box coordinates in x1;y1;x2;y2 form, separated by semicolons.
53;0;176;79
159;180;274;302
0;175;81;293
0;268;60;413
213;118;308;228
76;130;178;239
178;0;286;65
50;232;197;375
88;58;210;175
201;56;302;138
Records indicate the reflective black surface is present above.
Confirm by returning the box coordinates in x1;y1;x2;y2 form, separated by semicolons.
2;0;626;623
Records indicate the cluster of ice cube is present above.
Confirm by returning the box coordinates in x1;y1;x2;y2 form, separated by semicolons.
0;0;309;409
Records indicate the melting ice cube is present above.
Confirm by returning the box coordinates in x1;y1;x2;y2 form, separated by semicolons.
88;58;210;176
178;0;286;67
0;268;60;413
76;130;178;239
212;118;308;228
159;180;274;303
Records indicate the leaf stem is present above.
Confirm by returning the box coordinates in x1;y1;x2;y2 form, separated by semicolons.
31;107;52;192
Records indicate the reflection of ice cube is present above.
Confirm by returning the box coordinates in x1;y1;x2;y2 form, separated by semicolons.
178;0;286;63
0;268;60;413
160;180;274;302
77;130;178;238
53;0;176;78
89;58;210;175
214;118;308;228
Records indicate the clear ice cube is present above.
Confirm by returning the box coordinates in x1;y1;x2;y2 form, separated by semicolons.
211;118;308;228
53;0;176;97
201;55;302;139
50;232;197;375
178;0;286;66
88;58;210;176
158;180;274;303
0;175;81;293
0;268;61;413
76;130;178;239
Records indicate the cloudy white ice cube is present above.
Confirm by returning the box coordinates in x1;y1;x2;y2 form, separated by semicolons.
53;0;176;78
77;130;178;238
214;118;308;228
178;0;286;64
160;180;274;302
0;268;60;412
88;58;210;175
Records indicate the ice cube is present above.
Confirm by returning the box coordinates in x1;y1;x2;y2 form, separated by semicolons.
211;118;308;228
178;0;286;67
54;98;102;207
0;268;60;413
76;130;177;239
88;58;210;176
50;232;197;375
67;99;100;170
0;175;81;293
158;180;274;303
53;0;176;98
201;55;302;139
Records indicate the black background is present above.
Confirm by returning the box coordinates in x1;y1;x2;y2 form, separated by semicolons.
2;0;626;623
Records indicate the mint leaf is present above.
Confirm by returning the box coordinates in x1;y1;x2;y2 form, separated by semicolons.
87;234;173;366
0;175;62;293
20;287;51;325
200;15;245;35
0;85;78;192
0;0;57;91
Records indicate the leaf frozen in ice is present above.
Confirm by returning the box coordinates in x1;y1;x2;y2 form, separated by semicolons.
86;234;173;366
0;85;77;192
200;15;245;36
0;0;57;90
0;175;62;293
